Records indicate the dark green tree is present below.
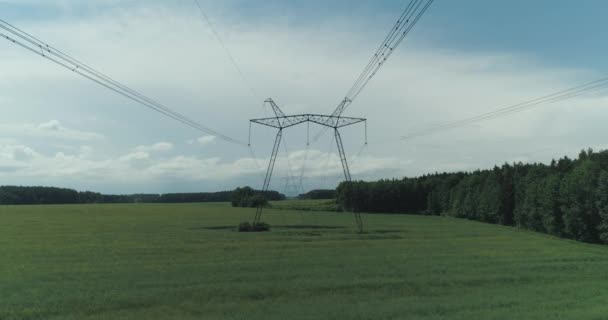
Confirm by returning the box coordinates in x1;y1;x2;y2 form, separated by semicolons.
595;170;608;243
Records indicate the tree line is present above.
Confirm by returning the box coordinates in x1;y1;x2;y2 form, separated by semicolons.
297;189;337;200
337;148;608;244
231;186;286;207
0;186;285;205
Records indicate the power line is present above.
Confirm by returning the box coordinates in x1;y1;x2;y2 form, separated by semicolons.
281;134;298;195
346;0;434;104
0;18;247;147
350;143;369;168
247;145;266;180
322;136;336;189
193;0;266;113
310;0;434;144
297;145;310;194
400;76;608;140
296;121;312;194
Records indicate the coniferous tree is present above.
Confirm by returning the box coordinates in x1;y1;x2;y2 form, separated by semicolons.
560;160;601;242
332;148;608;245
538;174;563;236
596;171;608;243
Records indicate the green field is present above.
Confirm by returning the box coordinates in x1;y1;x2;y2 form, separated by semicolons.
3;203;608;319
269;199;339;212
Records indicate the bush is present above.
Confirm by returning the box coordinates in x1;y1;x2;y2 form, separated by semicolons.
249;194;268;208
252;222;270;232
237;221;270;232
231;187;270;208
238;222;252;232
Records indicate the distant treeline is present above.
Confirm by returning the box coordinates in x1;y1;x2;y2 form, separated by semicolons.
231;186;287;208
0;186;285;205
337;148;608;244
298;189;336;200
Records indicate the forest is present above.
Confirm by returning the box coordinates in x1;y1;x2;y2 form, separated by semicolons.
297;189;337;200
0;186;284;205
337;148;608;244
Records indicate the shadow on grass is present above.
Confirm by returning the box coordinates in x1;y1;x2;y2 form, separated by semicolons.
273;225;346;230
194;226;235;231
372;229;403;234
193;225;346;231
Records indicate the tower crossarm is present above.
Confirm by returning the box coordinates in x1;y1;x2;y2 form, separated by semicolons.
309;115;365;129
250;114;365;129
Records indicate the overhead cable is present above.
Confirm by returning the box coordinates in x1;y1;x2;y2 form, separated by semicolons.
400;77;608;140
310;0;434;144
193;0;262;104
0;18;247;146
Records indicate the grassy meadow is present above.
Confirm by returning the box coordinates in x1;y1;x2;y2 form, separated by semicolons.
3;202;608;319
269;199;339;212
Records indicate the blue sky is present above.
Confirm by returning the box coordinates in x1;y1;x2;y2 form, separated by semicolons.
1;0;608;194
5;0;606;72
428;1;608;71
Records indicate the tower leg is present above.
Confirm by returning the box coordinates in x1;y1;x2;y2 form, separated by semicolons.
334;128;363;233
254;129;283;225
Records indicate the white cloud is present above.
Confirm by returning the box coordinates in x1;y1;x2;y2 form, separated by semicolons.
0;141;397;187
134;142;173;153
0;145;41;170
0;2;607;192
0;120;104;142
197;135;216;146
119;151;150;162
11;145;40;162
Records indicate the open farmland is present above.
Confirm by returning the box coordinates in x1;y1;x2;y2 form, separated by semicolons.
3;203;608;319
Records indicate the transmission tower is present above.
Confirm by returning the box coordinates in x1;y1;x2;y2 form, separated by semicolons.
280;176;301;198
250;98;366;232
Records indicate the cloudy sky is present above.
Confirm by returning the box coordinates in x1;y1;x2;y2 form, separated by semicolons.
1;0;608;195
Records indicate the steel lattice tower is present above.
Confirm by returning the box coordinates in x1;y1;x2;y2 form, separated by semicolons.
250;98;366;233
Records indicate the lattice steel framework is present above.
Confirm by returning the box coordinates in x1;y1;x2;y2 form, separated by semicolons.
250;98;366;232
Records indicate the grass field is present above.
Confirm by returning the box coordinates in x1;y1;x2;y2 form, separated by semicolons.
269;199;339;212
3;203;608;319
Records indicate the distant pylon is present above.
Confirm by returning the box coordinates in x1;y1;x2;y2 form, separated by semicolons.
281;176;301;198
